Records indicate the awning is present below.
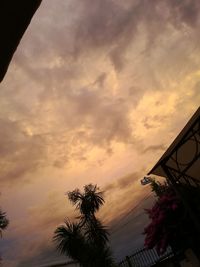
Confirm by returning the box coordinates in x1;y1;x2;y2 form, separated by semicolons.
148;107;200;186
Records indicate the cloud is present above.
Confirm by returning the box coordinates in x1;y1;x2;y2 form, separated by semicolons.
0;118;46;185
0;0;199;204
72;0;200;70
99;171;151;226
142;144;167;153
104;172;141;192
1;0;200;265
12;0;200;77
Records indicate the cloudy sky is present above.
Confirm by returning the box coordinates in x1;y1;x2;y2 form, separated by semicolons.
0;0;200;266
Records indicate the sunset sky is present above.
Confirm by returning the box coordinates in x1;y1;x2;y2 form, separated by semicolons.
0;0;200;266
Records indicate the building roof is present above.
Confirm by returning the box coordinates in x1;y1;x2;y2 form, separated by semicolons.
0;0;42;82
148;107;200;184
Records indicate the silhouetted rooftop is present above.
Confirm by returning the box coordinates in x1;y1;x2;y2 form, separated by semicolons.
0;0;42;82
148;107;200;184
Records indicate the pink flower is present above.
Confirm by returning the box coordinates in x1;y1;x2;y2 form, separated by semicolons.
143;190;182;254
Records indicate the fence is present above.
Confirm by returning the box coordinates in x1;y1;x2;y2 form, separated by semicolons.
119;247;174;267
40;261;79;267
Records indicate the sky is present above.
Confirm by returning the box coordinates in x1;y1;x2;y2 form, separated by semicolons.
0;0;200;266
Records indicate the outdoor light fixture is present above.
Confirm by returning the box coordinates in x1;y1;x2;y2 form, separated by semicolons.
140;176;152;185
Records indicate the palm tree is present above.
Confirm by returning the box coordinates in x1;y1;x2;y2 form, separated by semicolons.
53;184;115;267
68;184;104;219
0;209;9;266
0;210;9;237
53;220;89;265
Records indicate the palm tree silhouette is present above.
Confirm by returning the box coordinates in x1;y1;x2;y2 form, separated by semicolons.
54;220;88;264
53;184;115;267
0;210;9;238
0;209;9;265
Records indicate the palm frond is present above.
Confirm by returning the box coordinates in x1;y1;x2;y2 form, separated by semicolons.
0;210;9;233
53;220;86;261
67;189;83;206
79;184;104;216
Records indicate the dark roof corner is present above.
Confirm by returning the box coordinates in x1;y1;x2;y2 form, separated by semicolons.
0;0;42;82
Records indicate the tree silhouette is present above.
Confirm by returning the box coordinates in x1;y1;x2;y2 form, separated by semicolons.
0;209;9;265
53;184;115;267
0;210;9;238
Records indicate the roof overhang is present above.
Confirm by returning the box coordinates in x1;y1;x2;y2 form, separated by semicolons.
148;107;200;186
0;0;42;82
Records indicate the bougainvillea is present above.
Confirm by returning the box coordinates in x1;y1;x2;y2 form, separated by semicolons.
144;190;183;255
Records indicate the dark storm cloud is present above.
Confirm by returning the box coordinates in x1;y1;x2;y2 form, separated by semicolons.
72;0;141;70
13;0;200;76
166;0;200;27
71;0;200;69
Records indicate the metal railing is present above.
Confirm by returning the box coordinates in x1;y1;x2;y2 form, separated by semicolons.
119;247;174;267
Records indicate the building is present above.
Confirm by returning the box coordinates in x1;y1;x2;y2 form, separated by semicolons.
147;106;200;256
0;0;42;82
148;106;200;187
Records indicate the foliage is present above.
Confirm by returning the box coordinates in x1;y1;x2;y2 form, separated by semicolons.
54;184;115;267
0;210;9;237
54;221;87;262
0;209;9;265
149;179;169;197
144;179;200;257
144;189;184;254
68;184;104;219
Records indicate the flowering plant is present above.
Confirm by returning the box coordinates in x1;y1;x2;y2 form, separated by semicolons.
144;189;183;254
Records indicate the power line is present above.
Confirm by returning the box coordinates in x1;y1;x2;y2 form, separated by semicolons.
111;192;152;230
110;192;153;234
111;212;146;235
